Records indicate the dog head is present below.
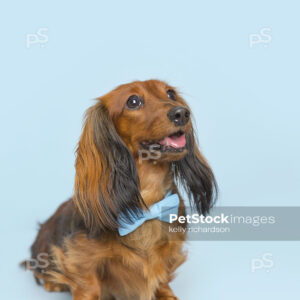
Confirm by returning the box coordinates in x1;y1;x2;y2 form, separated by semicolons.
103;80;192;161
74;80;217;234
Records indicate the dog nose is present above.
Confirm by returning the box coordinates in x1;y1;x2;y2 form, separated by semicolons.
167;106;190;126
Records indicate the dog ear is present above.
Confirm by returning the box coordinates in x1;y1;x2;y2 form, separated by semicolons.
74;102;144;235
173;127;217;215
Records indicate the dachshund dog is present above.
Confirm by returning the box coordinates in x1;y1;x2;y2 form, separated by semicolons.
23;80;217;300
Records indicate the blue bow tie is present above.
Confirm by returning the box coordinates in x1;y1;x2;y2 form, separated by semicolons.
118;191;180;236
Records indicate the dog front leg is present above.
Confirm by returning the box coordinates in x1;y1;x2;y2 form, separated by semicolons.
71;274;101;300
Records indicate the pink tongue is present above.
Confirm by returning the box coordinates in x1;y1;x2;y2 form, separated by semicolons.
159;134;186;148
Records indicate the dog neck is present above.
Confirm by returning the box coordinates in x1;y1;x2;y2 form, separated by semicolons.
135;160;173;207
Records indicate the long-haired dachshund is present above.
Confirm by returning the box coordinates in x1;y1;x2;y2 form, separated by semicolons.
23;80;217;300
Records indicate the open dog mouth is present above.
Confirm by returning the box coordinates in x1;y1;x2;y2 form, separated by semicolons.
140;130;186;152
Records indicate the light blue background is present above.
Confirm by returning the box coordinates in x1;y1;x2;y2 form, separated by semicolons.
1;0;299;299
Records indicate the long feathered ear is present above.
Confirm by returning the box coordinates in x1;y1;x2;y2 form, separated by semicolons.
74;102;144;235
174;127;218;215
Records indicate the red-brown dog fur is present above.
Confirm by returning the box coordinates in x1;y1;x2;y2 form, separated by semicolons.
23;80;217;300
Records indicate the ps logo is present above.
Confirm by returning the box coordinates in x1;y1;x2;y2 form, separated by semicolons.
138;145;161;164
26;28;48;49
24;253;50;270
251;253;274;272
249;27;272;48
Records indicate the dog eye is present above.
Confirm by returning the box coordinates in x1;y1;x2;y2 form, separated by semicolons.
126;95;143;110
167;89;176;100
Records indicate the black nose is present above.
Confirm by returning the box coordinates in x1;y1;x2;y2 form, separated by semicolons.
167;106;190;126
